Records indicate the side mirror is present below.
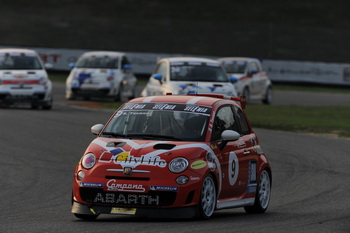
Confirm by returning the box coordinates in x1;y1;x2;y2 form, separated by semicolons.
69;63;75;69
44;63;53;70
229;76;238;83
91;124;104;135
123;64;132;70
220;130;240;150
248;70;258;77
152;73;163;81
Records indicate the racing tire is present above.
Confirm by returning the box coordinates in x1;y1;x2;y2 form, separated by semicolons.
198;175;217;219
262;86;272;105
242;87;250;102
31;104;39;109
74;213;99;221
114;85;123;101
244;169;271;214
42;99;53;110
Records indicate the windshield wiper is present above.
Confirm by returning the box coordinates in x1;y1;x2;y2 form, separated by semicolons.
126;133;182;141
101;132;129;138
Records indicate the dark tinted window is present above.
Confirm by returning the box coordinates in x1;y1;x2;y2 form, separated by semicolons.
211;106;238;141
234;107;250;135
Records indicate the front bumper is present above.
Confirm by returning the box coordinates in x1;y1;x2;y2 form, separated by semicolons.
72;201;199;218
0;91;51;105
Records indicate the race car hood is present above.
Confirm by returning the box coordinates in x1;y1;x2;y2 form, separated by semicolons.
227;73;246;80
85;138;213;170
169;81;236;96
72;68;120;82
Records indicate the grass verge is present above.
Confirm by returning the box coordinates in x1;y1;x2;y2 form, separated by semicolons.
245;105;350;138
273;83;350;94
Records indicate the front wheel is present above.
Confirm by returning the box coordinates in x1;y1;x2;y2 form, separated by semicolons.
198;175;217;219
242;87;250;102
262;86;272;104
244;169;271;214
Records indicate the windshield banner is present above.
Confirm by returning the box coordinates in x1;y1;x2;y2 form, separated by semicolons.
121;103;212;115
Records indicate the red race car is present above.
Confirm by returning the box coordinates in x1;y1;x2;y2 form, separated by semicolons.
71;94;271;220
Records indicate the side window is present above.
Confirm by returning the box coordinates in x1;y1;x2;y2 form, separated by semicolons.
121;56;130;68
234;106;250;135
248;62;259;73
154;62;167;80
211;106;238;141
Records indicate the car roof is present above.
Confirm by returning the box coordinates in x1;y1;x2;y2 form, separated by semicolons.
0;48;38;55
80;51;126;58
128;95;241;108
160;57;220;64
217;57;260;63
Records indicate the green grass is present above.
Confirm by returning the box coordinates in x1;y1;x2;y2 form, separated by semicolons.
273;84;350;94
245;105;350;138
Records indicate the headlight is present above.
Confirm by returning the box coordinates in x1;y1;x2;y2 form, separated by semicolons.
81;153;96;169
169;157;188;173
39;77;47;85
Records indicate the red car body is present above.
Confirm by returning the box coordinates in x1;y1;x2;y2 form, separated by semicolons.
71;94;271;219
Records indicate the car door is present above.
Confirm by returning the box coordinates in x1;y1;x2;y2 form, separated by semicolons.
211;105;249;199
233;106;259;195
247;61;260;95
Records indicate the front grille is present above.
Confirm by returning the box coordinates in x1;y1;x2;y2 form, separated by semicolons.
79;188;176;207
105;176;150;181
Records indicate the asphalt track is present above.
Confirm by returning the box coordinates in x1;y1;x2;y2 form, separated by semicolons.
1;83;350;232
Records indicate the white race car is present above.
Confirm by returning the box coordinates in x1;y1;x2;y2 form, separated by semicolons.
218;57;272;104
66;51;138;101
0;48;53;109
141;57;237;97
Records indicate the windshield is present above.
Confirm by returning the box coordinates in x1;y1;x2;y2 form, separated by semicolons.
170;61;229;82
0;53;42;70
103;102;212;142
221;60;247;74
76;56;119;69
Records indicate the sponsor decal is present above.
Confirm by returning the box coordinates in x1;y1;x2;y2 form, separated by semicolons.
228;152;239;186
237;140;246;149
120;103;211;115
152;103;176;110
122;103;147;110
247;160;257;194
111;207;136;215
94;192;159;205
149;185;179;191
107;179;146;192
208;162;217;171
123;167;133;176
98;148;166;168
190;176;200;181
190;160;206;169
184;105;210;113
79;182;103;188
90;208;96;214
208;86;217;92
92;139;223;196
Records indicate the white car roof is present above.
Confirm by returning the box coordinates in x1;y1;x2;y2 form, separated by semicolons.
0;48;38;55
160;57;220;64
217;57;260;63
80;51;126;58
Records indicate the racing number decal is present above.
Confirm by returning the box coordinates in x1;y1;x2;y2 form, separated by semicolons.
228;152;239;186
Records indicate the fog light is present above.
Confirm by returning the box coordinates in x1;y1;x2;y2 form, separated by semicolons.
176;175;189;185
77;170;85;180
